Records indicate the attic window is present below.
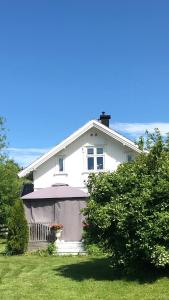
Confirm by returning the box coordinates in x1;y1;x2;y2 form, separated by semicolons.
87;147;104;171
97;147;103;154
127;154;133;162
59;157;64;172
87;148;94;155
88;157;94;170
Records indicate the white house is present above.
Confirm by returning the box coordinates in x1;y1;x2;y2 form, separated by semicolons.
19;112;141;254
19;112;141;190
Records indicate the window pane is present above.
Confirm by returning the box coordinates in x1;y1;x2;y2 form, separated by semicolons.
97;147;103;154
59;158;64;172
87;148;94;155
88;157;94;170
97;157;103;170
127;155;133;162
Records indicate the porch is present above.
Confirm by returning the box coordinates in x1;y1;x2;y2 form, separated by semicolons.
28;222;85;254
22;185;88;254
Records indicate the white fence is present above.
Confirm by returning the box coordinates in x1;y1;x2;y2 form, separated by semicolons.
0;224;8;237
28;223;52;242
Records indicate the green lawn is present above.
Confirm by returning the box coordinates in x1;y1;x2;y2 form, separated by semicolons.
0;240;168;300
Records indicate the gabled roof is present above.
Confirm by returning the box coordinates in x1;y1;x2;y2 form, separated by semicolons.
18;119;141;178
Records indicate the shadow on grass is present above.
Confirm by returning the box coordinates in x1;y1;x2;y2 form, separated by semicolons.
55;257;169;284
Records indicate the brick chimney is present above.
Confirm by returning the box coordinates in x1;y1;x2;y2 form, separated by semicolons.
99;112;111;127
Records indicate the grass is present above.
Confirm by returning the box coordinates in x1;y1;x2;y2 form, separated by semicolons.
0;240;168;300
0;238;6;254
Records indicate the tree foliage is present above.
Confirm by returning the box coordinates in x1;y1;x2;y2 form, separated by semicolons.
0;160;22;225
0;117;22;226
83;130;169;268
0;116;29;254
0;116;7;155
6;199;29;255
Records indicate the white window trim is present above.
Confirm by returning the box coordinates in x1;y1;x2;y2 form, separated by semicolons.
126;153;134;162
86;146;105;172
59;157;64;172
54;156;67;175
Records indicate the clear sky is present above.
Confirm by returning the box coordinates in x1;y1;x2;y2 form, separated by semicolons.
0;1;169;166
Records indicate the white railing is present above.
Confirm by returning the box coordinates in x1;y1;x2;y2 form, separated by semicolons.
0;224;8;237
28;223;52;241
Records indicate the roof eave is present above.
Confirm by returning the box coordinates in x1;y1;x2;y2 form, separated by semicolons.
18;120;94;177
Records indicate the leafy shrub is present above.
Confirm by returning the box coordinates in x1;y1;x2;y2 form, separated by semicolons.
84;243;105;256
47;242;56;255
0;160;22;226
83;130;169;268
151;245;169;267
6;199;29;255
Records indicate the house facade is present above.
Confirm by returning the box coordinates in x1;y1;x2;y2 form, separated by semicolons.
19;112;141;191
19;113;141;254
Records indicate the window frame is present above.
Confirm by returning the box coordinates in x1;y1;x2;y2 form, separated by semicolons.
86;146;104;171
127;153;134;162
58;156;65;173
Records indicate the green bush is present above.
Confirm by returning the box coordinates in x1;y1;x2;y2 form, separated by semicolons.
83;130;169;268
6;199;29;255
0;160;22;226
151;245;169;267
47;242;56;255
84;243;105;256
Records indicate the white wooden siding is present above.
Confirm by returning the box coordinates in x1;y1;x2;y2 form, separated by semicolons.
33;128;136;189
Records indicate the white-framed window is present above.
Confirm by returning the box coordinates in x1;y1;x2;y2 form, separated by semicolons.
87;147;104;171
58;157;64;172
127;154;134;162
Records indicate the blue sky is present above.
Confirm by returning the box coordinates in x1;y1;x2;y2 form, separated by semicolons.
0;1;169;166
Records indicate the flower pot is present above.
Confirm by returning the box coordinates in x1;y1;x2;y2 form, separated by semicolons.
55;229;62;239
